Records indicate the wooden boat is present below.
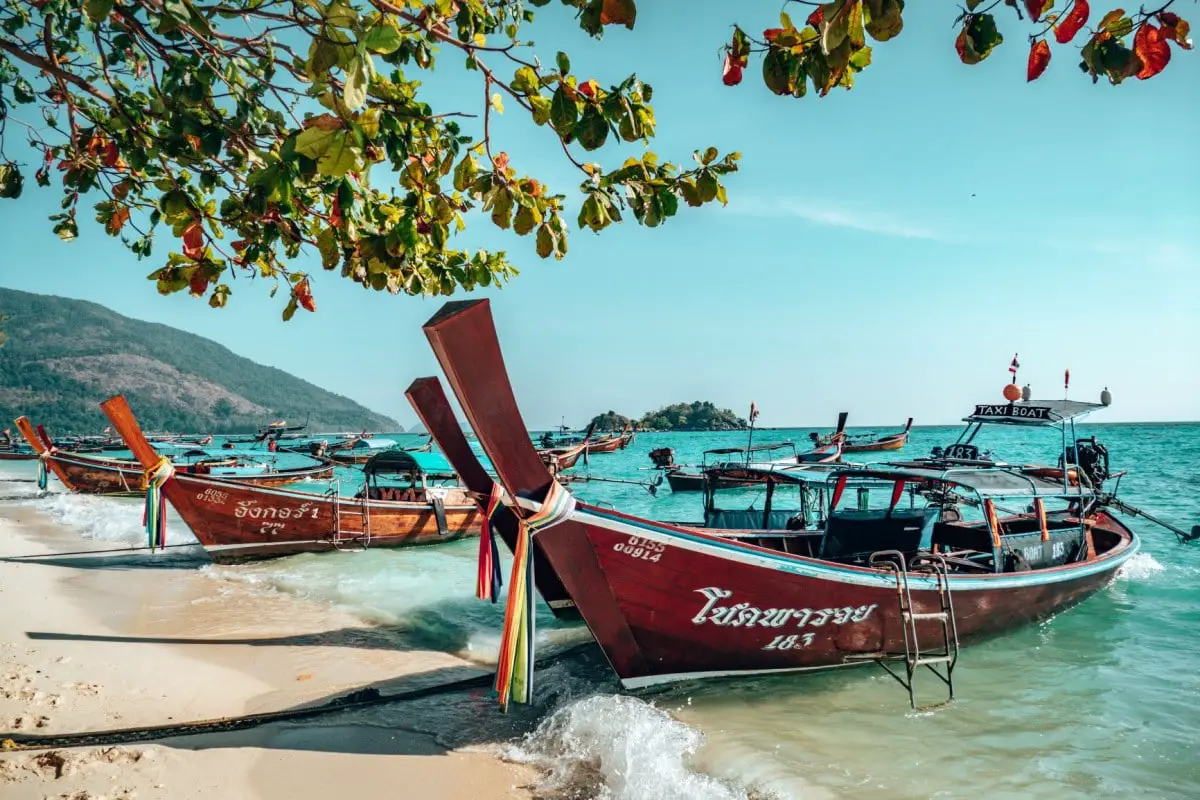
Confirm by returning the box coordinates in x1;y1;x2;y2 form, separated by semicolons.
417;299;1142;704
14;417;336;496
842;418;913;453
406;377;580;620
812;415;912;453
97;396;480;562
586;423;632;455
666;439;842;493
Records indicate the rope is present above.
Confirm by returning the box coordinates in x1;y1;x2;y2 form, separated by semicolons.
475;484;503;603
494;480;576;711
141;457;174;553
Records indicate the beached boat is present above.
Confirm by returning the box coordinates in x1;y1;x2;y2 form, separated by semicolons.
98;396;481;562
326;436;399;464
14;417;336;496
417;299;1143;706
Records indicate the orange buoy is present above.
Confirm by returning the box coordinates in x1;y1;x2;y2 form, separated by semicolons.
1003;383;1022;402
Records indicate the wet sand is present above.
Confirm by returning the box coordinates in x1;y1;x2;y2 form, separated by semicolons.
0;498;535;799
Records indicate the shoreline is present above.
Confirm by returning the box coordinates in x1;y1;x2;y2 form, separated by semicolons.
0;491;537;799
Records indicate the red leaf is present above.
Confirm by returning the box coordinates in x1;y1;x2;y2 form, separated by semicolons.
1134;23;1171;79
1025;0;1050;22
295;278;316;313
1055;0;1089;44
762;28;783;43
807;7;823;28
954;28;970;63
188;274;208;297
330;194;343;228
493;152;510;171
101;141;120;168
721;53;744;86
1159;13;1192;50
578;79;597;98
182;220;204;260
1027;39;1052;81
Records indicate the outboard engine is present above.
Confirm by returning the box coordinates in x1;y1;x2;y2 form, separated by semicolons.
649;447;675;468
1063;437;1110;486
309;439;328;457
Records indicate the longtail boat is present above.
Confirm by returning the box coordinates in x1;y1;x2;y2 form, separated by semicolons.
417;299;1148;707
666;439;843;493
406;377;579;620
843;417;914;453
586;423;632;455
14;417;335;495
98;396;480;562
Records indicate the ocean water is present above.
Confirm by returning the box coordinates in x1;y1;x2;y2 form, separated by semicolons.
3;421;1199;799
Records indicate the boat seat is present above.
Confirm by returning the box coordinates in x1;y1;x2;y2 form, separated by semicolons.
820;508;938;564
705;508;798;531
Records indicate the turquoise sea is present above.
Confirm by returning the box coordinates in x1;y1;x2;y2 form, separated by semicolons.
3;420;1198;799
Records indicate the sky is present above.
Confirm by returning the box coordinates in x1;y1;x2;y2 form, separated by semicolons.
0;2;1197;429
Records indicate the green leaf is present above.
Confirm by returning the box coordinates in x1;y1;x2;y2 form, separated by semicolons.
821;1;851;53
359;107;381;138
556;51;571;74
316;131;361;176
282;296;298;321
849;45;873;69
573;106;609;151
343;57;370;111
513;203;541;236
362;23;403;55
295;126;339;159
697;172;719;203
536;223;554;258
847;1;866;48
530;95;552;125
323;0;357;28
490;187;514;229
317;227;340;269
863;0;904;42
550;86;578;135
452;155;478;192
85;0;114;24
12;77;34;104
1099;10;1133;38
762;48;795;95
0;163;22;199
700;146;717;165
512;66;539;95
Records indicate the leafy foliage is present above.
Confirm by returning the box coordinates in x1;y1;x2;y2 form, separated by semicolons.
722;1;1192;94
587;409;630;431
0;0;737;317
0;287;396;433
639;401;747;432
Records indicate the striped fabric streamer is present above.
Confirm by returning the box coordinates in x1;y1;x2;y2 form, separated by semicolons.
494;480;576;711
36;452;49;491
475;484;504;602
141;457;174;553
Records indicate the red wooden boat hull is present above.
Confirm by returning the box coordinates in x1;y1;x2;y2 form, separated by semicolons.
528;506;1134;687
96;400;480;563
840;419;913;453
0;450;37;461
419;299;1140;690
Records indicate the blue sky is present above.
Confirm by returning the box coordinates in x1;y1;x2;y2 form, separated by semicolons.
0;3;1196;428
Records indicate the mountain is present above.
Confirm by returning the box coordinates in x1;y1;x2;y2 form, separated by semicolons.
0;287;398;434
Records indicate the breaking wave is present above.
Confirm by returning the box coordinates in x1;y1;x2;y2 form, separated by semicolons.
1116;552;1166;581
507;694;765;800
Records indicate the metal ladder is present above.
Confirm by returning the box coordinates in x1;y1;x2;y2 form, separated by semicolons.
869;551;960;710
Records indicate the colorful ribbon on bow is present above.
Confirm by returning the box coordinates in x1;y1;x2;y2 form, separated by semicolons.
141;457;174;553
475;483;504;603
494;479;576;711
36;451;50;491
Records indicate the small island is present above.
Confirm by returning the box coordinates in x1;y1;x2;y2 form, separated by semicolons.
587;401;748;432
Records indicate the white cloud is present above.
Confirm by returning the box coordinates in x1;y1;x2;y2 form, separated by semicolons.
728;195;948;241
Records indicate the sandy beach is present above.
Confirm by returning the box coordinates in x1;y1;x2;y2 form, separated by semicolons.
0;494;536;800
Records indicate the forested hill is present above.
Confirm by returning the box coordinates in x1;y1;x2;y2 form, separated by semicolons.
0;287;397;434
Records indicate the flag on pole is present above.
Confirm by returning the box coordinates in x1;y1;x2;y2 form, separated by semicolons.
1009;354;1020;381
749;402;759;423
1064;369;1071;391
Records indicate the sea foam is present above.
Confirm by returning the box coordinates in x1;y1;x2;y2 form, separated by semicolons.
507;694;759;800
1116;552;1166;581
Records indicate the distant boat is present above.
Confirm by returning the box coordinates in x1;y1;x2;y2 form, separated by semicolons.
813;414;913;453
13;418;335;495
